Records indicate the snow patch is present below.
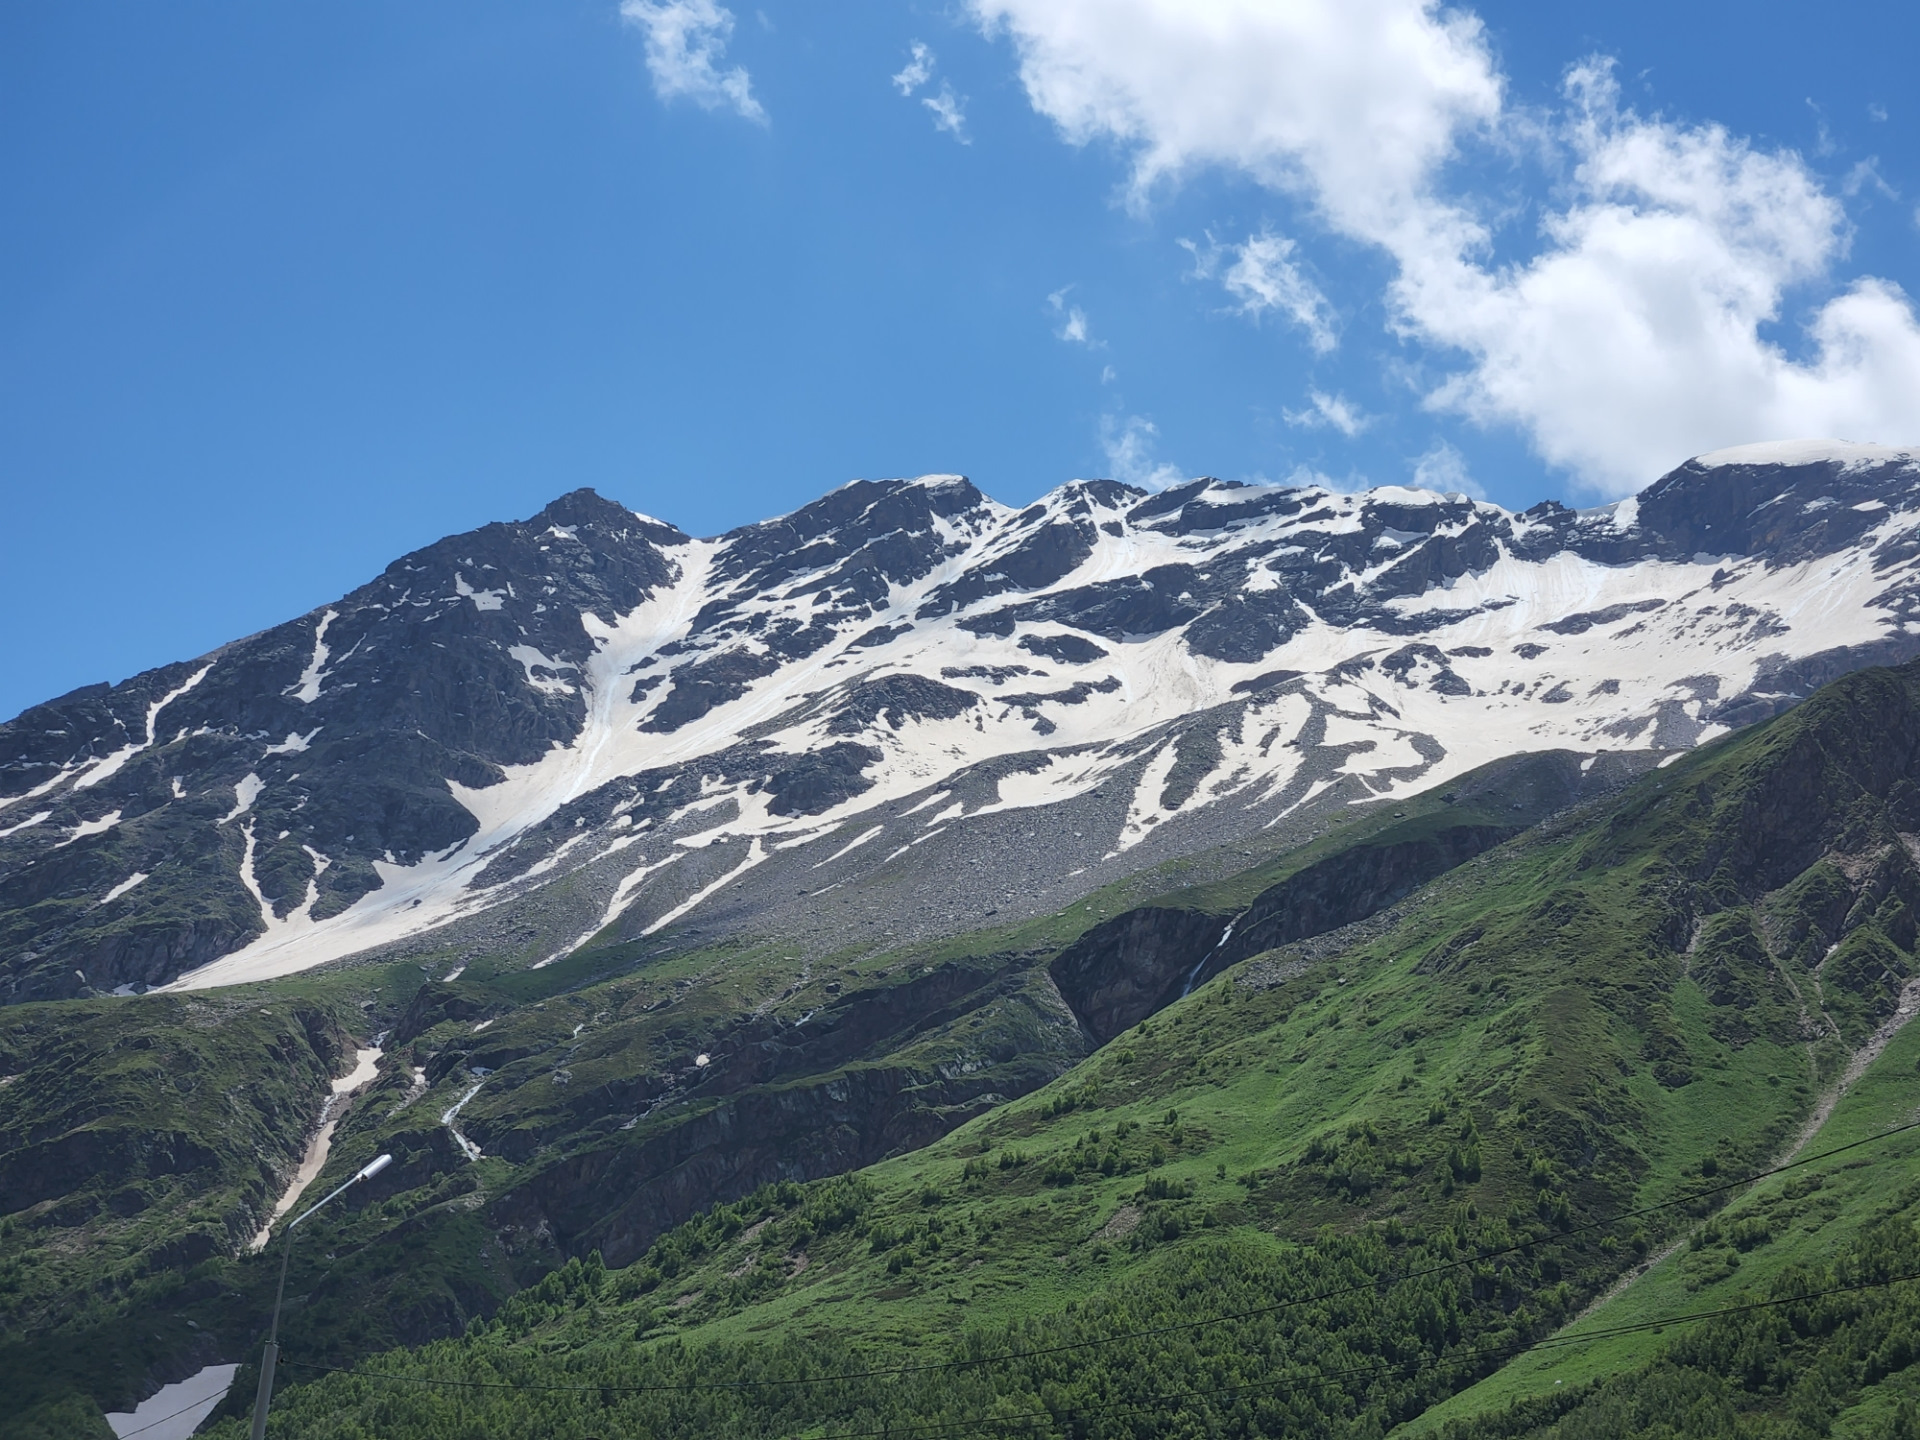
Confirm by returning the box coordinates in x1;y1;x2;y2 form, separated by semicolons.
0;809;51;839
249;1046;383;1250
219;773;264;824
288;610;338;704
264;728;320;756
642;839;765;936
56;810;122;847
455;574;507;611
1694;440;1920;470
104;1363;240;1440
75;663;214;792
98;872;149;906
813;824;885;868
1110;743;1182;856
442;1077;486;1161
508;644;579;695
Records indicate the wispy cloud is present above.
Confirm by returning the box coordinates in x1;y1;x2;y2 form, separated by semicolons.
892;41;970;143
621;0;765;123
1842;157;1899;201
923;84;970;142
1284;389;1370;436
1182;230;1338;353
892;41;935;95
1048;287;1100;347
1101;414;1185;490
1411;440;1484;498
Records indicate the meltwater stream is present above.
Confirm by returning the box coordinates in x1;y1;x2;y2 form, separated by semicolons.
249;1046;382;1251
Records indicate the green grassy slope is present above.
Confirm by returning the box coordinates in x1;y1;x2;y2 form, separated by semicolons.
188;662;1920;1438
1406;1011;1920;1437
0;750;1615;1430
0;987;363;1434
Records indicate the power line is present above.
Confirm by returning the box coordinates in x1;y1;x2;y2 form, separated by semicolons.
109;1390;226;1440
282;1114;1920;1396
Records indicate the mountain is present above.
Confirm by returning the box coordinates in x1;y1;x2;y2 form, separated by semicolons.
4;440;1919;1006
45;620;1920;1440
7;440;1920;1438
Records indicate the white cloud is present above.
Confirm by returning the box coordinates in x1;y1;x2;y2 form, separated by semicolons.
924;84;971;143
892;40;971;142
1183;230;1337;352
622;0;765;123
1101;414;1185;489
1048;287;1100;346
969;0;1500;226
1416;64;1920;493
1410;440;1484;498
1284;389;1369;436
1842;157;1898;201
893;41;936;94
971;0;1920;496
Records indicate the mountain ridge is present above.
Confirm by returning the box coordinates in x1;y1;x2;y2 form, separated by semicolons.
4;441;1920;1005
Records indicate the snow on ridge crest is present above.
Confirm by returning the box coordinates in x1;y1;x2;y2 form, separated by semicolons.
15;442;1920;999
1692;439;1920;471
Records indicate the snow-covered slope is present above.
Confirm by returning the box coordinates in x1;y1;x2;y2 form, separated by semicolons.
4;442;1918;1000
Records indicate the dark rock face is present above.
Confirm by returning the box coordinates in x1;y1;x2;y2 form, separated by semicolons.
0;490;686;1000
1019;632;1109;665
641;648;786;734
1049;750;1643;1039
462;959;1084;1268
1050;907;1228;1045
824;676;979;735
1216;820;1515;968
711;477;987;599
761;743;883;817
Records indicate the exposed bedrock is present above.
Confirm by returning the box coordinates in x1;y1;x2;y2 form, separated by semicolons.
497;1057;1038;1270
1049;750;1642;1043
392;959;1085;1272
1220;822;1512;965
1048;907;1229;1046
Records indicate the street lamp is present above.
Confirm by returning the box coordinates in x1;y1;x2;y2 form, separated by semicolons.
248;1152;393;1440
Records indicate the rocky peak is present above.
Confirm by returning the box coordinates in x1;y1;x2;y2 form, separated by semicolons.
6;441;1920;1005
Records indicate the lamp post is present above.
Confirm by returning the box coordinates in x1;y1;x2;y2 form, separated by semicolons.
248;1153;393;1440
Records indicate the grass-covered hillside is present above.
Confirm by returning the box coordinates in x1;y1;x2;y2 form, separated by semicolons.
148;658;1920;1438
0;741;1613;1435
0;988;368;1434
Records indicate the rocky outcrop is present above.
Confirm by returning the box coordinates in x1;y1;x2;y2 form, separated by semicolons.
1050;907;1228;1045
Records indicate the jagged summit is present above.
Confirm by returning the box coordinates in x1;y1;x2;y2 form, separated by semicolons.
534;486;691;544
3;441;1918;1002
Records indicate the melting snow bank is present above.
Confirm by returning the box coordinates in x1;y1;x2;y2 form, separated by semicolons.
104;1362;240;1440
249;1046;382;1251
442;1077;486;1161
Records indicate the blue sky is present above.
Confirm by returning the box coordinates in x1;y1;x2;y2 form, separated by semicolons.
2;0;1916;719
